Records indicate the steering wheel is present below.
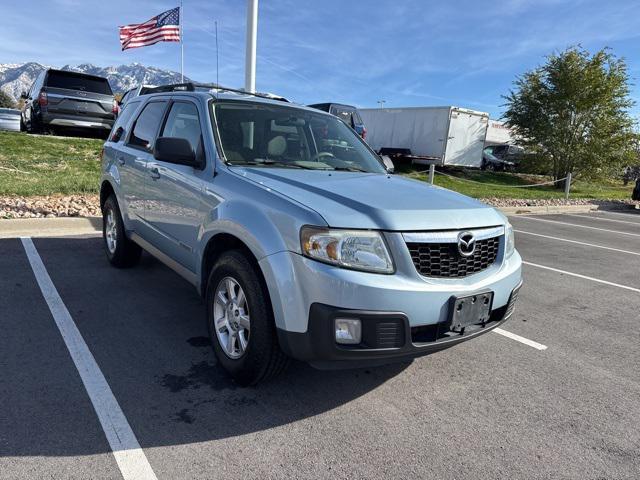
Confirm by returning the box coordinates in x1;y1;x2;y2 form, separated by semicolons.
310;151;335;163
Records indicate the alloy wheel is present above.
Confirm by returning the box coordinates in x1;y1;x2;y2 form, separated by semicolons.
213;277;251;359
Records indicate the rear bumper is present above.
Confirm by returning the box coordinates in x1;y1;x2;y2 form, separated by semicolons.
278;281;522;369
0;119;20;132
42;112;114;130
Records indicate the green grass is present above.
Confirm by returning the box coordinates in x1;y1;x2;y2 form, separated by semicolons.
0;131;103;196
0;130;634;200
401;166;634;200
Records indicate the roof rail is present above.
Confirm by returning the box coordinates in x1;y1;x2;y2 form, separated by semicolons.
143;82;289;102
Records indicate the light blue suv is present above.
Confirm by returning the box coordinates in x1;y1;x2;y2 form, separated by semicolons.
100;84;522;385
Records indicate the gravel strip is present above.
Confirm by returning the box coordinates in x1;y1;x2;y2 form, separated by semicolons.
0;195;637;220
0;195;101;219
481;197;639;208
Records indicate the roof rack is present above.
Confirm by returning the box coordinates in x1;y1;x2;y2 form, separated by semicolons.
143;82;289;102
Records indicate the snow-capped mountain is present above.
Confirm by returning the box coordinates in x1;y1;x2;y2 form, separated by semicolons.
0;62;193;101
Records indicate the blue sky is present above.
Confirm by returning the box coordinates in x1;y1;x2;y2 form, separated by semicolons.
3;0;640;118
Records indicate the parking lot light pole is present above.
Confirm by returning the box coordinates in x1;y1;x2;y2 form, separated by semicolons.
245;0;258;93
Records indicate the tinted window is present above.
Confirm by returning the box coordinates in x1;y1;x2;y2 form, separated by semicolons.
161;102;202;154
110;101;140;142
46;71;113;95
331;106;355;128
128;102;166;150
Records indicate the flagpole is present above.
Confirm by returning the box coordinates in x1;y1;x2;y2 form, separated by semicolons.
245;0;258;93
180;0;184;83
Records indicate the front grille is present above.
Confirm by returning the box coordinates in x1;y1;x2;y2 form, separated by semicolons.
360;318;405;349
375;321;404;348
407;236;500;278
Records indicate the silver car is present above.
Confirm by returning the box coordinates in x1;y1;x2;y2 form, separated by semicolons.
100;84;523;385
0;108;21;132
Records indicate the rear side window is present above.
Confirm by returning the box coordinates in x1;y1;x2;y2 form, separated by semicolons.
46;71;113;95
110;101;140;142
128;102;166;150
160;102;202;154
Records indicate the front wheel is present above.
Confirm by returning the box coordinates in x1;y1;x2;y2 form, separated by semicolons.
206;250;289;385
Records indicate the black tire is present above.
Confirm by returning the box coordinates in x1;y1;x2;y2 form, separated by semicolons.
102;195;142;268
28;113;45;134
19;116;26;132
206;250;289;386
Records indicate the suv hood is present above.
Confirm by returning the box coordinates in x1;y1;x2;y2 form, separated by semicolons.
237;168;505;231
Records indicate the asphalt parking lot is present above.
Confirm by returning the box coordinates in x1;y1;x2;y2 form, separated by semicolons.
1;211;639;480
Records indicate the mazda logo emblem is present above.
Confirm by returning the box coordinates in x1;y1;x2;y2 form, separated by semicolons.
457;231;476;257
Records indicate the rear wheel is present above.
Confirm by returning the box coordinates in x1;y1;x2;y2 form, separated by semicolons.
206;250;289;385
102;195;142;268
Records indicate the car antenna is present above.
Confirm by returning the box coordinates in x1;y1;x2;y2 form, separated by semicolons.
215;20;219;89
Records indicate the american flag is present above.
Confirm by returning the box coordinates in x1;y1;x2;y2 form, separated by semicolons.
119;7;181;51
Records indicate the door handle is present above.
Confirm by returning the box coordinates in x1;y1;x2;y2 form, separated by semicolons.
117;156;125;166
149;167;161;180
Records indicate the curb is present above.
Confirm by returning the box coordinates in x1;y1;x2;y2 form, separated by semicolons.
0;204;637;238
0;217;101;239
498;204;638;216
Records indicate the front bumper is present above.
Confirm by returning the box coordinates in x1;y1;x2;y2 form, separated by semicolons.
277;281;522;368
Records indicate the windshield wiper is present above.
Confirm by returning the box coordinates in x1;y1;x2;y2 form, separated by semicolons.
253;159;314;169
329;165;370;172
228;159;312;169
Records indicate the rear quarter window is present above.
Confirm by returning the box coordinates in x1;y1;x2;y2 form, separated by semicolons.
45;71;113;96
110;101;140;142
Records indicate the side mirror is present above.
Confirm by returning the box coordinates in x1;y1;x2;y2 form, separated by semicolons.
380;155;395;173
154;137;202;168
20;91;28;99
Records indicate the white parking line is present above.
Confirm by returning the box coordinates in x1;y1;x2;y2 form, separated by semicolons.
518;216;640;237
595;210;640;219
523;260;640;293
515;229;640;256
565;213;640;226
493;328;548;350
20;237;158;480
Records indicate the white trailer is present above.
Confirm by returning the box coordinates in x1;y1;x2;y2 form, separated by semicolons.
359;106;489;168
485;120;515;146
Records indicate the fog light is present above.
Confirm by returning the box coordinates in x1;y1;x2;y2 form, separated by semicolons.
335;318;362;345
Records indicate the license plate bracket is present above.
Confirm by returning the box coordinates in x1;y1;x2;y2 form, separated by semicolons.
449;292;493;332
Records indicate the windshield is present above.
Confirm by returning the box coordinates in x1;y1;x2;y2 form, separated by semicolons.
213;101;385;173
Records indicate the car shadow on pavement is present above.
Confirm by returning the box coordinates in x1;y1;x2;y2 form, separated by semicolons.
1;236;410;457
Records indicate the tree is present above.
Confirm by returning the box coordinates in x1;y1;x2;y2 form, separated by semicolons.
503;46;637;184
0;89;16;109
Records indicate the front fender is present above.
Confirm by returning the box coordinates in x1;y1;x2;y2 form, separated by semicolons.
196;195;326;324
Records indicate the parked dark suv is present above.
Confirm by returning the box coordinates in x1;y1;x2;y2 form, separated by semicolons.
20;69;116;135
308;103;366;139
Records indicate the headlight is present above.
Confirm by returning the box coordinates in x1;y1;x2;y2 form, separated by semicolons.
506;223;515;257
300;226;394;273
